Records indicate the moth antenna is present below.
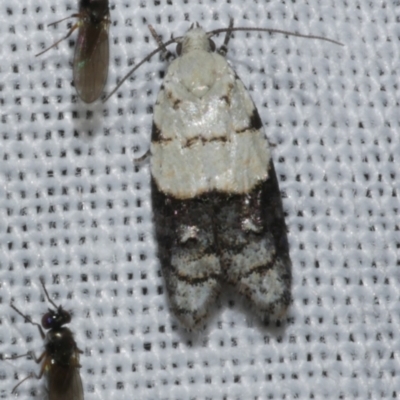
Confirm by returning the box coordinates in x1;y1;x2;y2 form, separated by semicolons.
208;26;343;47
104;23;342;102
103;36;181;102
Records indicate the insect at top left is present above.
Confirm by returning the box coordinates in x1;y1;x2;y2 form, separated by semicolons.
8;280;83;399
36;0;110;103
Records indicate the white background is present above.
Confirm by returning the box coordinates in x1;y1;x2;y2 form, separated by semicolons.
0;1;399;399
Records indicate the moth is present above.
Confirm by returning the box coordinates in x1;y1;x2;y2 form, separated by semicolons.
7;280;83;399
106;20;342;329
36;0;110;103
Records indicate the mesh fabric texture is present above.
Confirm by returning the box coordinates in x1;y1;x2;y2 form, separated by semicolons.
0;1;398;399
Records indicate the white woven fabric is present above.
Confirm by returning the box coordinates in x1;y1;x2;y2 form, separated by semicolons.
0;1;398;399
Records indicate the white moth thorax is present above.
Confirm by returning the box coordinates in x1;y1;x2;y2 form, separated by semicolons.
151;28;271;200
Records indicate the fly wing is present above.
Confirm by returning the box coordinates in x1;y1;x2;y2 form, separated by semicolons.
73;19;110;103
47;363;83;400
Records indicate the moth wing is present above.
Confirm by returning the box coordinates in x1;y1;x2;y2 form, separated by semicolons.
151;41;291;327
73;18;109;103
217;85;292;320
151;177;222;329
151;53;270;199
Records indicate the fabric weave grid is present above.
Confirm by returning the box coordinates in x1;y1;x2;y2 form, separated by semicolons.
0;1;398;399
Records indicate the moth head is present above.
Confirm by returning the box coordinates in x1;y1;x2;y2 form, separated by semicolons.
176;25;216;55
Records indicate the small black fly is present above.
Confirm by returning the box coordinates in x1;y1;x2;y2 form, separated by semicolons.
8;279;83;399
36;0;110;103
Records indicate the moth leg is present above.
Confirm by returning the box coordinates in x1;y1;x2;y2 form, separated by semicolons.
218;17;234;56
148;25;175;62
152;180;222;329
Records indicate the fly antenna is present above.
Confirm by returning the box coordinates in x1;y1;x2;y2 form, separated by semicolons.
39;278;59;310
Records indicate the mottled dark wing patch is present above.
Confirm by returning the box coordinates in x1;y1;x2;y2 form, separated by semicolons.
73;19;109;103
219;160;292;321
249;108;263;131
151;122;162;142
151;158;291;327
151;178;223;328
